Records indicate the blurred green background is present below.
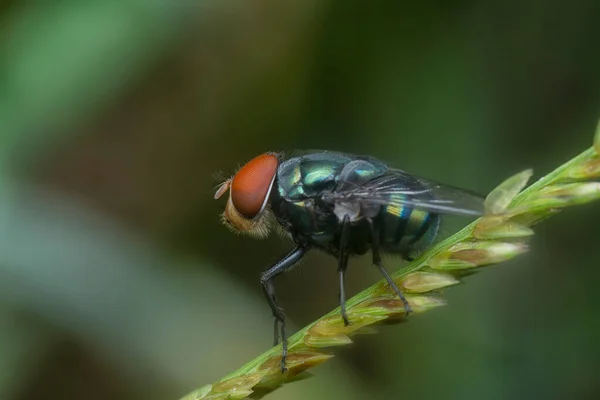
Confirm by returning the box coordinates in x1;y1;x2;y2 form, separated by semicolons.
1;1;600;399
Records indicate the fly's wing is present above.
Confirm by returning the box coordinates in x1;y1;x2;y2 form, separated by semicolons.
324;167;486;217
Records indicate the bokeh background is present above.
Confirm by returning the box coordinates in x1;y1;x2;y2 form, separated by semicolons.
1;1;600;399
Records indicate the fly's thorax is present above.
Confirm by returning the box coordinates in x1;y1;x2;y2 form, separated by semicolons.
271;154;344;239
276;153;349;201
275;151;388;219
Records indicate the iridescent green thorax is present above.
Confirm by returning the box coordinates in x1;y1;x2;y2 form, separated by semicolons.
276;152;386;201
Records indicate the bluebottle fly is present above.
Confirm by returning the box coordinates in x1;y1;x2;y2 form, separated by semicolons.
214;151;485;371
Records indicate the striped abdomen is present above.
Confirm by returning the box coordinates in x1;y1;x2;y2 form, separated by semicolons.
378;194;440;257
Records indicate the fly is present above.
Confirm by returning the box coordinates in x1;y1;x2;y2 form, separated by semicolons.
214;151;485;372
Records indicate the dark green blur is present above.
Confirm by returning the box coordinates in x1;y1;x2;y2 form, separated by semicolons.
1;1;599;400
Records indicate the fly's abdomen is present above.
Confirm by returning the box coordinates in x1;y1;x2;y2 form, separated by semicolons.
379;194;440;257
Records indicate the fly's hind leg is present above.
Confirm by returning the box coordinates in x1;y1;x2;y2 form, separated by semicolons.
367;219;413;317
338;215;351;326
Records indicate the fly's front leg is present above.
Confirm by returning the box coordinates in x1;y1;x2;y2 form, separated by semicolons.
368;219;412;317
338;215;351;326
261;280;284;346
260;245;309;372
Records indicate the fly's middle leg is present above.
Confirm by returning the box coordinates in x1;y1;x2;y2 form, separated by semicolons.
367;218;413;317
338;215;351;326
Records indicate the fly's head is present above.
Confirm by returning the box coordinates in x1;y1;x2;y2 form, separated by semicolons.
214;153;279;239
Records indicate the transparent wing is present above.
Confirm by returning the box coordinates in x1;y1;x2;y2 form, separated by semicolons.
323;168;486;217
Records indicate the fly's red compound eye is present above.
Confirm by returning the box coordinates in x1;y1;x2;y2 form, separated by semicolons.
231;153;278;218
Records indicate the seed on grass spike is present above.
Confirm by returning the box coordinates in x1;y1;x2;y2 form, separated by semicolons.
454;242;528;266
428;250;478;270
474;217;534;240
563;158;600;180
538;182;600;207
485;169;533;215
260;352;333;376
210;374;262;399
400;271;460;293
430;241;528;270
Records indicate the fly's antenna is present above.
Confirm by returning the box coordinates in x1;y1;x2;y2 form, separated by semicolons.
214;178;232;199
